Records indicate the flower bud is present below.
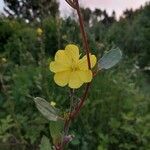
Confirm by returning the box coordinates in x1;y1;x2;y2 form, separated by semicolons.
36;28;43;36
50;101;56;107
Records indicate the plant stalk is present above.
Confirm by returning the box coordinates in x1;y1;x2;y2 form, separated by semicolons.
55;0;93;149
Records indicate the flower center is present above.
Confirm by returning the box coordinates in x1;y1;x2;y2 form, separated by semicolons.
71;63;79;72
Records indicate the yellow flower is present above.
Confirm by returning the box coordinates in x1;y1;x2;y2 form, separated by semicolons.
50;44;97;89
50;101;56;107
36;28;43;36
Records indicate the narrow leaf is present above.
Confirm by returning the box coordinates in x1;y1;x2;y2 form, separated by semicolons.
34;97;58;121
39;135;52;150
98;48;122;70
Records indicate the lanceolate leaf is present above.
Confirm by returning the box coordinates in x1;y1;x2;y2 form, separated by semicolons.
98;48;122;70
34;97;59;121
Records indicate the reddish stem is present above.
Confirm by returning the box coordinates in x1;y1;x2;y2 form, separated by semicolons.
76;0;91;69
63;83;90;130
70;83;90;119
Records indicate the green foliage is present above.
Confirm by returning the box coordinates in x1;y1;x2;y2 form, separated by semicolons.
60;17;80;46
39;136;52;150
43;17;59;56
5;27;38;64
0;19;21;53
105;3;150;69
0;115;15;142
68;66;150;149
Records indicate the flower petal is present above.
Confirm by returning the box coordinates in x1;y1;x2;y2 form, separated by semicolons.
50;61;70;73
54;71;71;87
77;70;92;82
78;54;97;70
55;50;71;66
65;44;80;62
69;71;83;89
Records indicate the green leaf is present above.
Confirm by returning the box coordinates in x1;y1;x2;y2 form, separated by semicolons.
49;121;63;144
109;118;121;129
71;138;80;145
34;97;59;121
39;135;52;150
97;145;107;150
98;48;122;70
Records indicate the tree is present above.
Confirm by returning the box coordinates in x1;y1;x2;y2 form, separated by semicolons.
4;0;59;21
102;10;116;25
94;8;102;19
81;7;92;26
123;8;134;20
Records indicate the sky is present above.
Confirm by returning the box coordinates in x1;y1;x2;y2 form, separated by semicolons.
59;0;149;18
0;0;149;18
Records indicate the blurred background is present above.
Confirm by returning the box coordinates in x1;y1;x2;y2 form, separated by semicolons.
0;0;150;149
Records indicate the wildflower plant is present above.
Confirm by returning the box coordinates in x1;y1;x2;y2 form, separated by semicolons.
34;0;122;149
